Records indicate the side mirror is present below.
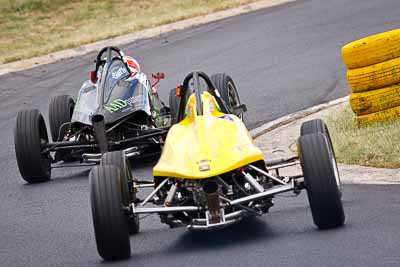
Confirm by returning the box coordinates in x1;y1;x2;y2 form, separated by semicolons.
152;72;165;80
151;72;165;87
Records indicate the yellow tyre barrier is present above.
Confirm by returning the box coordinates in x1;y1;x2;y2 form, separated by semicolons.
342;29;400;69
356;105;400;126
350;84;400;116
347;57;400;93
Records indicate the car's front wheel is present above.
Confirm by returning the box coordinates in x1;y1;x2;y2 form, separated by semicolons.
300;119;341;194
297;132;345;229
100;151;139;235
14;109;51;183
89;165;131;261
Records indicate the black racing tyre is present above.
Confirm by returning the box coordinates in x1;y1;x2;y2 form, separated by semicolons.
49;95;75;142
210;73;243;120
300;119;341;194
14;109;51;183
100;151;139;235
297;133;345;229
100;151;131;206
169;88;180;124
300;119;328;136
89;165;131;261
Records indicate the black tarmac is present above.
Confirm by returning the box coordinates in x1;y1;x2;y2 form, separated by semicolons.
1;0;400;266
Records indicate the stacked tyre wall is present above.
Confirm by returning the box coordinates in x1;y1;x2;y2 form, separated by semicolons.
342;29;400;126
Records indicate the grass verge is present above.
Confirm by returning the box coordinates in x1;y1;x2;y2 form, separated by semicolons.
0;0;259;64
324;103;400;169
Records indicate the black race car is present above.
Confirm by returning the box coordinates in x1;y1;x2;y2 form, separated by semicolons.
14;47;172;183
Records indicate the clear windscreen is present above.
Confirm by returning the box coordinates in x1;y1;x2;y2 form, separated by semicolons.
101;60;151;115
102;59;131;103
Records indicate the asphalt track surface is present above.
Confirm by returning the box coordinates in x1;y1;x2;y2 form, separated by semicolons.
1;0;400;266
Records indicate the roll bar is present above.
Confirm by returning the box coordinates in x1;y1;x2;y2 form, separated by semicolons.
177;71;233;122
94;46;130;75
93;47;133;108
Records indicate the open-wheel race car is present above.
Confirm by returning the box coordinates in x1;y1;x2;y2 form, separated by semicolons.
14;47;173;183
89;71;345;261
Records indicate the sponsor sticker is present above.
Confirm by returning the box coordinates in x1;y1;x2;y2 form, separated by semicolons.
112;67;128;79
103;95;144;113
218;115;234;121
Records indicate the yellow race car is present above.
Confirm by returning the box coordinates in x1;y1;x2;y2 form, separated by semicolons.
88;71;345;261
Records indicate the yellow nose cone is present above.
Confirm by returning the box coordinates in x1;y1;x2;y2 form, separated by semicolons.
153;92;264;179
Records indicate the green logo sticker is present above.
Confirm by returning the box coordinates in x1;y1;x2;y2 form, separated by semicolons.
104;99;127;113
103;95;145;113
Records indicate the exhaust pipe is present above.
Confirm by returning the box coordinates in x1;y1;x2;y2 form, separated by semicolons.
164;183;178;207
203;180;221;224
92;114;108;153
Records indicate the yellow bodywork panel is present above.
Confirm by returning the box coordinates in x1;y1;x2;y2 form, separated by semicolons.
153;92;264;179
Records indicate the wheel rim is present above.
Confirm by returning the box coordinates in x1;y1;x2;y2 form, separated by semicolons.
39;123;51;176
331;152;341;192
227;81;242;120
69;103;74;119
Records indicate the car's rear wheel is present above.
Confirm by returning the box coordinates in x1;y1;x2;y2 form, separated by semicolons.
49;95;75;142
100;151;139;235
14;109;51;183
169;88;180;124
49;95;76;162
300;119;341;194
210;73;243;120
297;133;345;229
89;165;131;261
